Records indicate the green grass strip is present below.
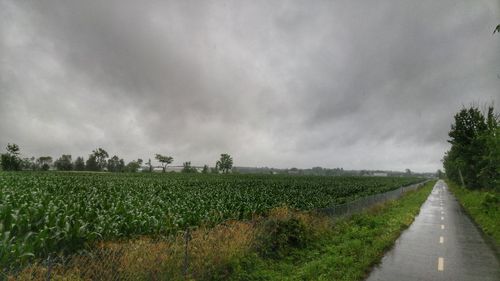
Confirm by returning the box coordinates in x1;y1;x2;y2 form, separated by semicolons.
227;180;435;281
447;180;500;246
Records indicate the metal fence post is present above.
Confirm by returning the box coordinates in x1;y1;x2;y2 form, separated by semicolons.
46;255;52;281
0;267;6;281
183;228;190;280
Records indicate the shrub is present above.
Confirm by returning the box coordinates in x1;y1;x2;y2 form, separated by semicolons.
254;208;312;258
481;192;499;212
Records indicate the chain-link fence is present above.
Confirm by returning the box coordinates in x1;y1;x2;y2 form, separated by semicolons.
1;220;257;281
318;180;429;217
2;180;428;281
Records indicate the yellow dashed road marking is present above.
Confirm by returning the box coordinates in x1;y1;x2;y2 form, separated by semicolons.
441;216;444;220
441;225;445;230
438;257;444;271
440;236;444;244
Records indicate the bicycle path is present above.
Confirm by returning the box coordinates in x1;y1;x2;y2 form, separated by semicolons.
365;180;500;281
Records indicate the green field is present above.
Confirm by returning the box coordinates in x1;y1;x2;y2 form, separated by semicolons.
0;172;421;266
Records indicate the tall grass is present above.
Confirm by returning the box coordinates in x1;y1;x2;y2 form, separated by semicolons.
447;180;500;246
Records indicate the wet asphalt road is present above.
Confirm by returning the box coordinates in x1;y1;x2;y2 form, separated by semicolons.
366;180;500;281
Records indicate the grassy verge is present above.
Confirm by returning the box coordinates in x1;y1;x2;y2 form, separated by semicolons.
11;181;434;280
447;180;500;246
226;180;435;281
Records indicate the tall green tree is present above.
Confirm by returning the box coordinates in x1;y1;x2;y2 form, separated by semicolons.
37;156;53;171
478;108;499;189
92;148;109;171
20;157;36;170
125;159;143;173
74;156;86;171
54;154;73;171
155;154;173;173
107;155;125;172
443;106;498;189
86;155;99;171
216;153;233;174
0;143;22;171
202;164;209;174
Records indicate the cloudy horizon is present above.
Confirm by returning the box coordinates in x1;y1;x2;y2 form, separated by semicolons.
1;0;499;173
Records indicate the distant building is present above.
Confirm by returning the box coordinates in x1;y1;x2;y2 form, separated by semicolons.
165;166;184;172
373;172;388;177
150;166;183;172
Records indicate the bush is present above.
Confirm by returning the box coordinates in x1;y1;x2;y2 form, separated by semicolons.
448;181;500;245
254;209;312;258
481;192;499;212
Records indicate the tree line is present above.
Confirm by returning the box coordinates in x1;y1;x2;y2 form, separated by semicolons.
443;105;499;190
0;145;233;174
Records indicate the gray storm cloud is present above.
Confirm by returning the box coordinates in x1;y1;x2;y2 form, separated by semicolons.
1;0;499;172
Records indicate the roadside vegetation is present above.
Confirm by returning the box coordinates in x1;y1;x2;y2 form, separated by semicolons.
232;180;435;281
447;181;500;246
442;105;499;246
443;105;499;190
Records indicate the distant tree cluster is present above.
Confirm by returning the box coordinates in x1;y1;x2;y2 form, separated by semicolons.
443;106;499;190
181;161;197;173
0;144;234;175
0;144;21;171
54;155;73;171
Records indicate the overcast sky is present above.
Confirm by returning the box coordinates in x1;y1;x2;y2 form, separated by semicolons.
1;0;499;172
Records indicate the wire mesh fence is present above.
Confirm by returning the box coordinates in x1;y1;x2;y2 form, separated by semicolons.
1;220;256;281
318;180;429;217
2;180;428;280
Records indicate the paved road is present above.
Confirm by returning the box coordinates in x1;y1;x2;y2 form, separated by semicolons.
366;180;500;281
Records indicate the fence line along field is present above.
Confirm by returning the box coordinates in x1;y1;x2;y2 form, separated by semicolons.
0;172;422;266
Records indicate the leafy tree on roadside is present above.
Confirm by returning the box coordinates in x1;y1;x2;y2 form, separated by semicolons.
443;105;499;189
54;154;73;171
37;156;53;171
74;157;85;171
155;154;173;173
0;143;22;171
216;153;233;174
477;108;499;189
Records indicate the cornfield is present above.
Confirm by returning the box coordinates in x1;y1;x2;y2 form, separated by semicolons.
0;172;421;266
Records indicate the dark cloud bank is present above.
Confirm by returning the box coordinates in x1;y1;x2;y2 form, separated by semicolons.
1;0;499;172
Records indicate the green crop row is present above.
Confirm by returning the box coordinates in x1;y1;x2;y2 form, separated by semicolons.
0;172;422;267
